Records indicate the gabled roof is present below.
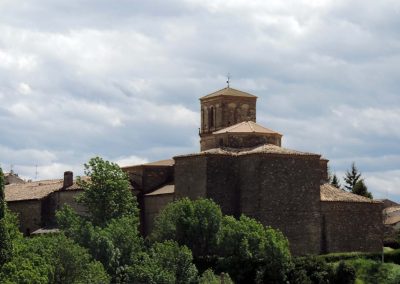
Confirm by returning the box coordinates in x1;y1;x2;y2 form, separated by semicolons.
200;87;257;100
5;179;82;202
213;121;282;136
320;183;381;203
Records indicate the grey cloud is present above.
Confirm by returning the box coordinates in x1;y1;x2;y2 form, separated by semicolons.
0;1;399;200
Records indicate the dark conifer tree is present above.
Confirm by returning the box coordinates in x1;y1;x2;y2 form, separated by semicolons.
353;179;373;199
0;167;12;266
330;174;341;189
343;162;361;192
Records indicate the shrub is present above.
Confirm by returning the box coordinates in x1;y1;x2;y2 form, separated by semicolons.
334;261;356;284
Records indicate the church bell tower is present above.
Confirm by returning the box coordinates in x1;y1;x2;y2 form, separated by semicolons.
199;87;257;150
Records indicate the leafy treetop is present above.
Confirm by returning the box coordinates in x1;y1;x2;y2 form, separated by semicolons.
77;156;139;227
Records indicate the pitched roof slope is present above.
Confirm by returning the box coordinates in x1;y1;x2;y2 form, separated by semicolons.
145;184;175;196
200;87;257;100
175;144;320;158
213;121;282;136
320;183;381;203
121;159;174;170
5;179;81;202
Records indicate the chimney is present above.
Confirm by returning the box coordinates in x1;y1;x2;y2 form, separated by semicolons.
63;171;73;188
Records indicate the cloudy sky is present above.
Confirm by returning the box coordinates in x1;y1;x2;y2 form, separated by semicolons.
0;0;399;200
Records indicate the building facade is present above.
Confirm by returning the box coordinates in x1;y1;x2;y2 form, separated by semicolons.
124;86;384;256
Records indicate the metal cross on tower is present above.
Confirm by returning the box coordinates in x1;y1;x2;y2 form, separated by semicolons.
226;73;231;88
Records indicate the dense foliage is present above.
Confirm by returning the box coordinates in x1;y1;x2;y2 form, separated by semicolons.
56;157;144;282
126;240;198;284
150;197;222;258
77;157;139;226
151;198;292;283
2;158;396;283
0;168;12;266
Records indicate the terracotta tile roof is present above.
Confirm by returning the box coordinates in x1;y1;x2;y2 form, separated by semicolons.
145;184;175;196
384;206;400;214
320;183;381;203
213;121;282;136
121;159;174;170
142;159;174;167
175;144;320;158
385;215;400;225
200;87;257;100
5;179;81;202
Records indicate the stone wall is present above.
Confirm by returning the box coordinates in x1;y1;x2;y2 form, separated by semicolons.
321;201;383;253
175;156;207;200
206;155;240;217
125;166;174;193
143;193;174;235
142;167;174;193
238;154;322;255
8;200;42;235
175;152;323;256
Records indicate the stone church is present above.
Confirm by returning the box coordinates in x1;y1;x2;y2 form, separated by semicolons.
123;87;383;256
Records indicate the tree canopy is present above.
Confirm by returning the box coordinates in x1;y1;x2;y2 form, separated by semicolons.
0;234;109;284
76;156;139;227
330;173;341;189
150;197;223;258
151;198;292;284
0;167;12;267
353;179;373;199
344;162;362;192
343;163;373;199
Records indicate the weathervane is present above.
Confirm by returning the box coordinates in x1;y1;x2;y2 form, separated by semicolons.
226;73;231;88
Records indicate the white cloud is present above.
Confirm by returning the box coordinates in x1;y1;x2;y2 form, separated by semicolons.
0;0;398;201
114;155;148;167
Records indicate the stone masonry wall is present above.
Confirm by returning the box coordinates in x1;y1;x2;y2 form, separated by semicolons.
142;167;174;193
175;156;208;200
238;154;322;255
321;201;383;253
206;155;240;217
175;153;322;256
8;200;42;235
143;193;174;235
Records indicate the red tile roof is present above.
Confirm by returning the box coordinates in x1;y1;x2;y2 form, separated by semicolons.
320;183;381;203
213;121;282;136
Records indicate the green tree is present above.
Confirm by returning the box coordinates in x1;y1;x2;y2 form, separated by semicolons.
126;240;198;284
343;162;362;192
57;206;143;282
353;179;373;199
57;157;143;282
288;256;334;284
150;198;222;258
334;261;356;284
77;156;139;227
330;173;341;189
199;269;233;284
0;167;12;266
0;234;109;284
218;215;292;283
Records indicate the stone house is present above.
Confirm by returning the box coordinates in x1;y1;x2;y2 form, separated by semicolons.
4;172;25;185
123;87;383;256
5;171;84;235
